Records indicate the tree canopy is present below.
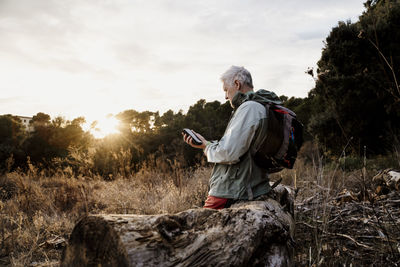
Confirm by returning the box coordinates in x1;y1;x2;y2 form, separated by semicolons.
297;0;400;155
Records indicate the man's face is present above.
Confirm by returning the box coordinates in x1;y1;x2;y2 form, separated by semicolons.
223;81;239;107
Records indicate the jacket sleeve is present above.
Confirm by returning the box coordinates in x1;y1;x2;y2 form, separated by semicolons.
204;101;266;164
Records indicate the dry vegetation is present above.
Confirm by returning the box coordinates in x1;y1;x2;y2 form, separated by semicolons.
1;144;400;266
273;143;400;266
0;161;210;266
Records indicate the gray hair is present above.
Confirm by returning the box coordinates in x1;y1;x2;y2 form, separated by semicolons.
220;66;253;89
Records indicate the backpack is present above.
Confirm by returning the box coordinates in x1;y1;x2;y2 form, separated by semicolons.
253;100;304;173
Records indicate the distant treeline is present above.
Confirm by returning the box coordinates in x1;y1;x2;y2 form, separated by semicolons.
0;101;233;176
1;0;399;176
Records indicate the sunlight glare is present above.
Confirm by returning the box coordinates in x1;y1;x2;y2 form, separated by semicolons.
90;115;120;139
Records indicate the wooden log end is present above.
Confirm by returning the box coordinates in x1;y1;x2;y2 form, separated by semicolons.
61;215;129;267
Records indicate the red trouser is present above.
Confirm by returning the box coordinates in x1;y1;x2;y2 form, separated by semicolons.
203;195;229;209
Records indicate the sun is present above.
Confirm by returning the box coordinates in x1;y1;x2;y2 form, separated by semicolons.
90;115;120;139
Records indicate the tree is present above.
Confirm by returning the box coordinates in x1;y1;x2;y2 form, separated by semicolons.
309;0;400;155
0;115;26;171
24;113;91;164
31;112;50;127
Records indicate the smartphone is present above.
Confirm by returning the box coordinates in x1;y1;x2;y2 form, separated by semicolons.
182;128;203;145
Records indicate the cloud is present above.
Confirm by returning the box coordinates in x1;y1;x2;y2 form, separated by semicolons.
0;96;25;105
0;0;366;120
0;0;121;76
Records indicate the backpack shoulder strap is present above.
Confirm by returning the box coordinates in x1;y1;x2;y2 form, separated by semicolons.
275;110;294;159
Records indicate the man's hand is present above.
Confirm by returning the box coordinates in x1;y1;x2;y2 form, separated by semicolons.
182;130;208;149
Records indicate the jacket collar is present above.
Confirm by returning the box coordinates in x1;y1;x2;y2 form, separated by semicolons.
231;89;283;110
231;91;250;110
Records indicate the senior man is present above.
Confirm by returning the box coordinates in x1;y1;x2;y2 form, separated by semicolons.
184;65;281;209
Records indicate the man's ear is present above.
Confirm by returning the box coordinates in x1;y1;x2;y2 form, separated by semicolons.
234;80;241;91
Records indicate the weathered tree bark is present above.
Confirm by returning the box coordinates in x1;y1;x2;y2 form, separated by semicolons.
61;185;295;267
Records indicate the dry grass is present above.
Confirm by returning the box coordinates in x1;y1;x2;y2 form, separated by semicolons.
271;146;400;266
0;164;210;266
1;146;399;266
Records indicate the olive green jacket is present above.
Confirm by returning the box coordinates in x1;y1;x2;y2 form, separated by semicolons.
204;89;282;200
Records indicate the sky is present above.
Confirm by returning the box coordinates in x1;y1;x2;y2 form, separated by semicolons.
0;0;366;125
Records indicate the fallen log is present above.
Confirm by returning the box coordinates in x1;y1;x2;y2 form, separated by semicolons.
61;185;295;267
